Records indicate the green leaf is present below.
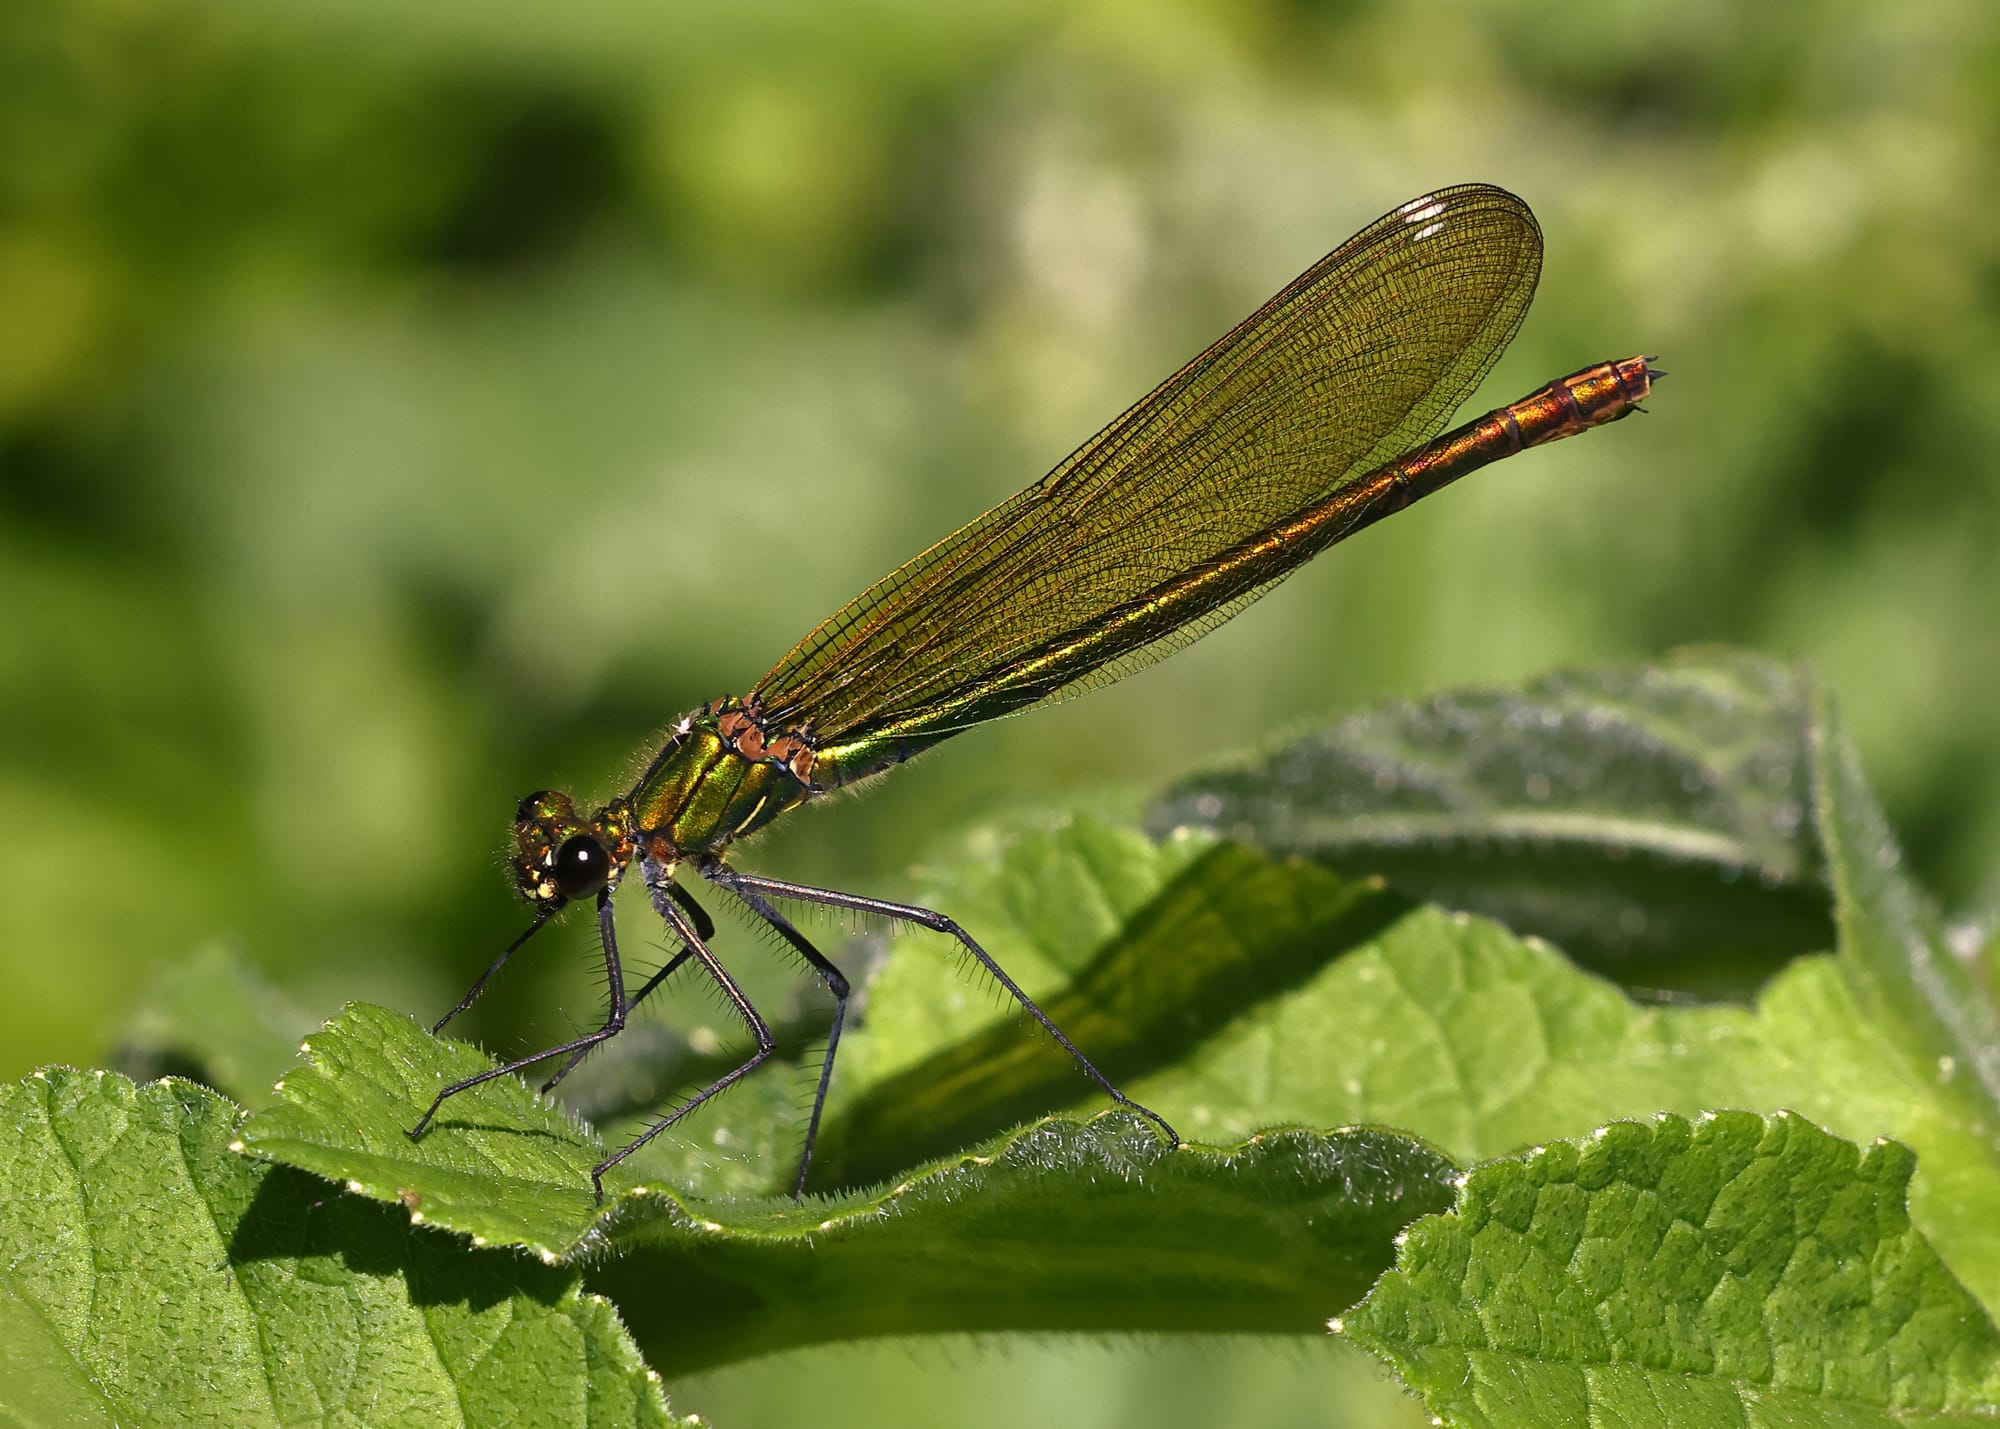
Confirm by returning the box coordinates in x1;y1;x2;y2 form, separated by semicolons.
236;1002;613;1257
807;674;2000;1315
0;1065;681;1428
1096;884;2000;1322
1149;647;1832;989
236;1000;1461;1373
231;650;2000;1394
1341;1112;2000;1427
594;1116;1457;1376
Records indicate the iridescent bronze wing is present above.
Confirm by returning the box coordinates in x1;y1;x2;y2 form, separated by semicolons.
753;184;1541;778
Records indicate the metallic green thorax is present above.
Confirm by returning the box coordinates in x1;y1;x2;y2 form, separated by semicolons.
509;699;867;906
629;699;820;858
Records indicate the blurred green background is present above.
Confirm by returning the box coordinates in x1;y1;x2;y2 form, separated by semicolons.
5;0;1998;1422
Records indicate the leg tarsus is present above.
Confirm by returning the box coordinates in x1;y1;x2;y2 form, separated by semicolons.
589;1029;775;1202
409;890;627;1139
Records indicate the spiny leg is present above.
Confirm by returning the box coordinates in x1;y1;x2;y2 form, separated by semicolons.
540;881;715;1094
713;869;1180;1148
698;856;851;1198
409;889;629;1139
589;862;775;1201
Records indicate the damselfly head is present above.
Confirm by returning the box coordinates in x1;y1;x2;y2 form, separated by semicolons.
511;790;635;908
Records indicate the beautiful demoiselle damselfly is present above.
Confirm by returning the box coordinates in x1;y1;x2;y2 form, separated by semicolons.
409;183;1659;1199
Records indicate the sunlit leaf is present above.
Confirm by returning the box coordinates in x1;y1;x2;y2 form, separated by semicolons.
1343;1112;2000;1427
0;1067;680;1427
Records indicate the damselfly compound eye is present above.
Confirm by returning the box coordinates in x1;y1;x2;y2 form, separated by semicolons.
553;834;610;900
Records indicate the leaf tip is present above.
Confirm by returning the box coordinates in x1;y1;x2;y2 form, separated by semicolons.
1328;1315;1345;1335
